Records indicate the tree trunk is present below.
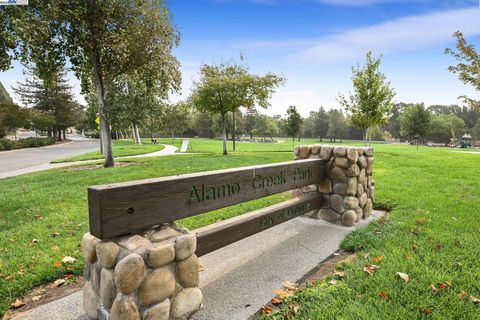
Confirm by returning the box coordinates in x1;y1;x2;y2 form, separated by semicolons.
171;130;175;143
232;112;236;152
221;113;228;155
63;129;66;140
135;124;142;145
93;67;114;167
250;132;253;140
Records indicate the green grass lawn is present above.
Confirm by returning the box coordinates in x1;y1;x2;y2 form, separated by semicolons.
52;139;165;162
1;138;479;318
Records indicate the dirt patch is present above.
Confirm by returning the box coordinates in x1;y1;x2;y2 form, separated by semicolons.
66;161;135;171
298;250;356;286
3;278;83;320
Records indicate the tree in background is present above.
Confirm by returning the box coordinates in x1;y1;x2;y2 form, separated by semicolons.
162;101;191;143
244;109;259;140
314;107;329;141
386;103;404;140
338;52;396;146
2;0;181;167
285;106;303;148
191;112;215;138
190;61;284;155
400;103;431;147
427;114;465;145
0;81;13;104
0;102;28;139
445;31;480;110
326;109;347;142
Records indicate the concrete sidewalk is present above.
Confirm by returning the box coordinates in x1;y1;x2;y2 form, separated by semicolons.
12;211;383;320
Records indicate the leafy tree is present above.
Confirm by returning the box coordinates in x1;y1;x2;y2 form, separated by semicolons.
445;31;480;110
191;112;215;138
326;109;347;142
386;103;405;139
190;61;284;155
428;104;479;129
29;110;56;136
314;107;329;141
400;103;431;146
162;102;191;142
338;51;396;145
2;0;181;167
0;102;28;139
285;106;303;147
0;81;12;104
427;114;465;145
244;109;259;140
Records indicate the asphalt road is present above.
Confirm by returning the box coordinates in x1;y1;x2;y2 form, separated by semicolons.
0;137;99;175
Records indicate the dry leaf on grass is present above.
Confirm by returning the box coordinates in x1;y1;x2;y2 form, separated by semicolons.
333;270;345;278
32;295;42;302
373;256;384;263
283;281;298;290
412;242;417;251
329;279;338;285
458;291;469;300
363;253;370;259
61;256;76;264
378;291;389;300
396;272;409;283
363;264;380;275
274;289;289;299
11;299;26;309
469;295;480;304
261;306;273;314
271;298;282;305
53;261;62;268
52;279;66;288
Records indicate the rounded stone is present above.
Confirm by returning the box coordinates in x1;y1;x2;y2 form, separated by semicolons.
363;199;373;219
311;144;321;155
358;192;368;208
114;254;145;294
100;268;116;309
364;147;374;157
346;164;360;177
147;241;175;268
319;146;333;161
357;183;365;196
358;169;367;185
294;146;300;156
355;207;364;221
346;148;359;163
139;268;175;307
346;178;357;196
91;262;102;295
175;234;197;261
318;208;341;222
321;194;330;208
368;186;375;200
83;281;100;320
367;176;373;187
344;196;359;209
333;146;346;156
299;145;310;159
150;227;178;243
176;254;200;288
357;155;367;168
82;233;98;263
318;178;332;193
110;294;140;320
171;288;203;319
366;157;374;174
96;241;119;269
329;167;346;183
333;183;346;195
142;299;170;320
118;235;151;252
330;194;344;214
342;210;357;226
334;157;350;169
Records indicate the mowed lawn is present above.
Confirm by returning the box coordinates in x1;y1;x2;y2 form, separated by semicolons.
0;139;479;318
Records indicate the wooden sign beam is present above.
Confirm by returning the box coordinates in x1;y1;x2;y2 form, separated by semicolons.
88;158;324;239
194;192;322;257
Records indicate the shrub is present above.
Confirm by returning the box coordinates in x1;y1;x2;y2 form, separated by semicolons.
0;137;55;151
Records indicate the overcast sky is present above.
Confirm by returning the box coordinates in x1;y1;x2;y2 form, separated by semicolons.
0;0;479;117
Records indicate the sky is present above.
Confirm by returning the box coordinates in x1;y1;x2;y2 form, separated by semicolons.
0;0;479;117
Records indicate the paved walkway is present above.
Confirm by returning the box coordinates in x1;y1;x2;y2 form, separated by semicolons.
12;211;383;320
0;144;180;180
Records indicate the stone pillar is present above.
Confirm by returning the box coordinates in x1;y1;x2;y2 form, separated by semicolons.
294;144;375;226
81;223;202;320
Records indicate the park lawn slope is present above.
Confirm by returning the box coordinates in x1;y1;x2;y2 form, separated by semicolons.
52;139;165;162
0;152;292;316
262;147;480;319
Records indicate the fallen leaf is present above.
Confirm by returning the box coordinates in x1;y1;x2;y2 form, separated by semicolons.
412;242;417;251
363;253;370;259
283;281;298;290
435;244;441;252
5;275;13;282
52;279;65;287
271;298;282;305
62;256;76;264
63;274;74;280
416;217;426;225
274;289;289;299
329;279;338;285
261;306;273;314
437;282;450;290
468;295;480;304
17;267;25;275
418;307;432;315
378;291;389;300
11;299;26;309
373;256;384;263
51;232;60;237
458;291;468;300
431;284;438;294
363;264;380;276
34;214;42;220
396;272;409;283
53;261;62;268
333;270;345;278
51;245;59;251
32;295;42;302
31;239;39;244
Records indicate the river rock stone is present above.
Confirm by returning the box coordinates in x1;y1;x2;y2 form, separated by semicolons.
318;178;332;193
110;294;139;320
358;169;367;185
346;148;359;163
333;183;346;195
364;147;374;157
83;280;100;320
321;194;330;208
334;146;346;157
100;268;116;309
176;254;200;287
355;207;364;221
118;235;151;252
91;262;102;295
142;299;170;320
294;146;300;156
139;268;175;307
147;241;175;268
335;157;350;169
357;155;367;168
342;210;357;226
330;194;344;214
175;234;197;261
114;254;145;294
150;227;178;243
299;145;310;159
346;178;357;196
84;262;92;281
344;196;359;209
357;183;365;196
329;167;346;183
319;146;333;161
171;288;203;319
82;233;98;263
311;144;321;155
366;157;374;174
368;186;375;200
318;208;341;222
98;308;109;320
346;164;360;177
363;198;373;218
358;192;368;208
367;176;373;187
96;241;119;269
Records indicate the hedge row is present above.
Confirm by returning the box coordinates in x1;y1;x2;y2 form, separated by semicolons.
0;137;56;151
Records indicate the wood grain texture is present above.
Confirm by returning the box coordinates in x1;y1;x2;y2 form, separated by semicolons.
88;158;325;239
194;192;322;256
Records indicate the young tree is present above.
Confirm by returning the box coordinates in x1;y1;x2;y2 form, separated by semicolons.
285;106;303;148
162;102;191;143
244;109;259;140
2;0;181;167
338;52;396;145
326;109;347;142
400;103;431;147
445;31;480;110
190;61;284;155
314;107;329;141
